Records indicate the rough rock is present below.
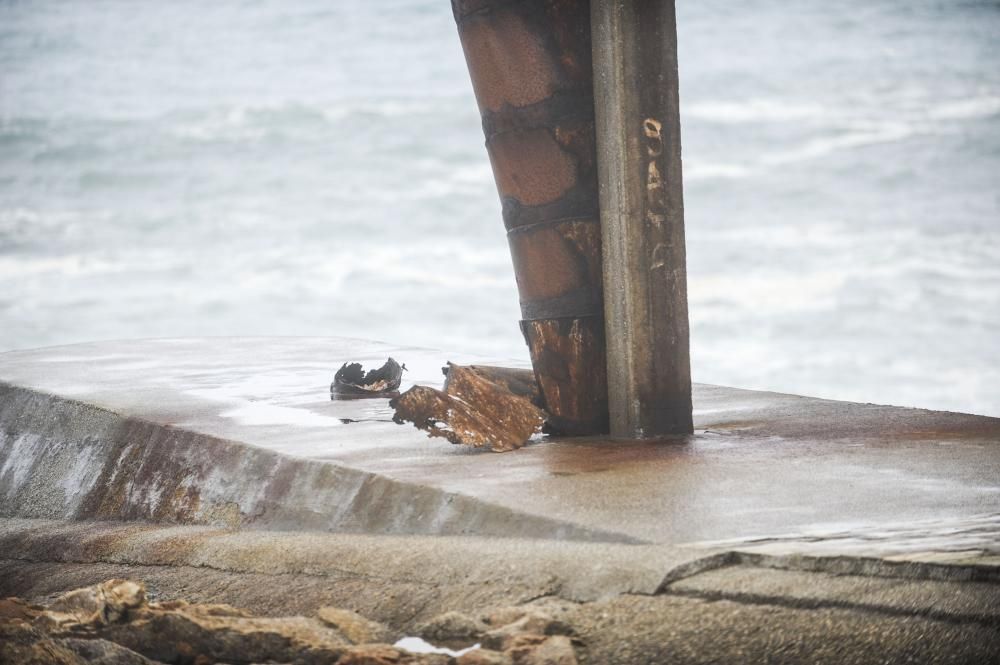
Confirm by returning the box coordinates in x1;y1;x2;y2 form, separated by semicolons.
317;606;397;645
97;609;349;664
60;637;160;665
1;620;86;665
507;635;577;665
417;610;488;643
40;579;145;630
0;620;156;665
391;363;546;452
481;613;573;651
0;597;43;622
456;648;514;665
1;579;580;665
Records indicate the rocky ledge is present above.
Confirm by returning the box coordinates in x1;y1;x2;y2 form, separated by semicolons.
1;579;579;665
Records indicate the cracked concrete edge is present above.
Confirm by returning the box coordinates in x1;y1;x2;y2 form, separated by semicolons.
664;566;1000;628
0;517;701;603
3;518;997;606
0;382;635;544
654;549;1000;595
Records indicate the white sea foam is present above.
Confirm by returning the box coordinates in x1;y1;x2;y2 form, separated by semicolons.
928;96;1000;121
685;162;753;180
0;254;121;278
689;270;847;312
760;123;918;165
685;98;827;124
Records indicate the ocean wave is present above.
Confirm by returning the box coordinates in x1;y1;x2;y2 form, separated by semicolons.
928;96;1000;121
0;254;122;278
684;162;753;180
684;98;828;124
167;99;464;142
688;270;847;313
760;122;918;165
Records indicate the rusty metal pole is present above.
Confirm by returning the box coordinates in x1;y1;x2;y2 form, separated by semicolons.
591;0;694;437
452;0;609;435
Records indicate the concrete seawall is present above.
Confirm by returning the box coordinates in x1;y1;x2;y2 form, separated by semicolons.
3;337;999;547
0;380;626;542
2;337;999;663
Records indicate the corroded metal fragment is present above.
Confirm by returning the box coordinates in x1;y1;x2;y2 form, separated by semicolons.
331;358;404;399
451;365;542;406
391;363;545;453
522;317;608;435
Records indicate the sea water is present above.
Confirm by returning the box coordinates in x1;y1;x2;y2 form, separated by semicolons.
1;0;998;417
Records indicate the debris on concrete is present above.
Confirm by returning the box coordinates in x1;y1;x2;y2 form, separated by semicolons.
331;357;405;398
453;365;542;406
1;579;580;665
391;363;546;452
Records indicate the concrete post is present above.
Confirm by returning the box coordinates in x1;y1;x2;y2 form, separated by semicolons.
591;0;693;437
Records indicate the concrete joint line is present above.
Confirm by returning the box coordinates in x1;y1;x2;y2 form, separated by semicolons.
0;553;439;588
662;587;1000;630
653;550;1000;596
737;551;1000;584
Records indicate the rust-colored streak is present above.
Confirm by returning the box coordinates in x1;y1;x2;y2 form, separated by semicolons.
507;219;603;321
561;219;603;297
522;318;608;435
488;129;577;207
460;365;542;406
391;364;545;453
458;12;559;112
509;225;586;301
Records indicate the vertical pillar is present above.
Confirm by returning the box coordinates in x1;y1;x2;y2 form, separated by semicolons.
452;0;609;435
592;0;693;437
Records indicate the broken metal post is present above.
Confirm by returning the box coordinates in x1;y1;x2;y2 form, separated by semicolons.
592;0;694;436
452;0;609;435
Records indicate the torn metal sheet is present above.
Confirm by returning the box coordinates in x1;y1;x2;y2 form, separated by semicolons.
391;363;545;453
331;358;404;399
446;365;542;406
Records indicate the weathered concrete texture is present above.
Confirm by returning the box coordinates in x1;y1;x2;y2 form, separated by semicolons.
1;337;999;548
2;518;998;625
2;548;998;665
667;565;1000;626
0;374;623;543
568;594;1000;665
0;518;713;604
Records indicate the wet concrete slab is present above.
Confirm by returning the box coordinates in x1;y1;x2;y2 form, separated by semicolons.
1;337;999;547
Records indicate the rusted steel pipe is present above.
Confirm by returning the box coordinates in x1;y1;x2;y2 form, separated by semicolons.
452;0;608;435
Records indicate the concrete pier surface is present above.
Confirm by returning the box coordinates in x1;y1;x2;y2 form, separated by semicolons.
2;337;999;663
